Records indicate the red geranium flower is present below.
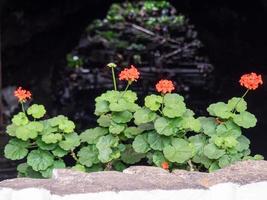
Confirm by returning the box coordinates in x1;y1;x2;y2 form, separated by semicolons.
239;72;263;90
156;80;175;94
14;87;32;102
161;162;169;170
119;65;140;82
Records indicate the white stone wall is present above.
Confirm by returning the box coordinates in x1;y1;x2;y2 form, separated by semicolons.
1;182;267;200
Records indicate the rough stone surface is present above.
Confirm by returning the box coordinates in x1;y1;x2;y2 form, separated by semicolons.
0;160;267;195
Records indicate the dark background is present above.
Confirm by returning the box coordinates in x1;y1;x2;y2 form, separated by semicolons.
1;0;267;156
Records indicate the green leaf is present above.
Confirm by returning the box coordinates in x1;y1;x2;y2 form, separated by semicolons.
27;104;46;119
218;155;231;168
78;145;99;167
192;154;212;168
36;138;57;150
134;108;157;125
52;147;68;157
163;138;194;163
123;90;138;103
203;144;225;159
132;133;150;153
144;94;163;111
40;160;66;178
121;145;145;164
147;131;171;151
207;102;232;119
209;162;220;172
95;101;110;116
15;126;38;141
233;111;257;128
58;120;75;133
109;122;125;134
97;114;112;127
189;134;207;154
6;124;18;136
72;164;86;172
42;133;62;144
26;121;44;132
124;127;143;138
86;164;104;173
109;99;129;112
12;112;29;126
236;135;250;152
112;111;133;123
80;127;108;144
181;117;201;132
113;160;127;171
216;120;241;138
227;97;247;112
4;138;29;160
154;117;179;136
95;90;121;103
198;117;217;136
152;151;166;167
96;135;119;163
17;163;29;176
59;132;80;150
27;149;54;171
162;94;186;118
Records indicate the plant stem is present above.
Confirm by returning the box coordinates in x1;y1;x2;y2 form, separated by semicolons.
187;160;194;171
21;102;25;113
71;150;78;161
121;81;131;98
111;67;117;91
232;89;249;113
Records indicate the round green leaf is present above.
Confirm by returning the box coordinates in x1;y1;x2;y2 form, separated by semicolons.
15;126;38;141
80;127;108;144
59;132;80;150
112;111;133;123
121;145;145;164
12;112;29;126
163;138;194;163
152;151;167;167
4;139;29;160
233;111;257;129
147;131;171;151
132;134;150;153
97;114;112;127
52;147;68;157
154;117;178;136
27;149;54;171
207;102;232;119
27;104;46;119
227;97;247;112
36;138;57;150
198;117;217;136
42;133;62;144
78;145;99;167
109;122;125;134
236;135;250;152
144;95;163;111
134;108;157;125
95;101;110;116
181;117;201;132
203;143;225;159
124;127;143;138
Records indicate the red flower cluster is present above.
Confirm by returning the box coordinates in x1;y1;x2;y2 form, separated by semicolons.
161;162;169;170
239;72;263;90
14;87;32;102
119;65;140;82
156;80;175;94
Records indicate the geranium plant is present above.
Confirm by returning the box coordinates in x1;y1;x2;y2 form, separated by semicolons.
4;87;79;178
4;67;264;178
